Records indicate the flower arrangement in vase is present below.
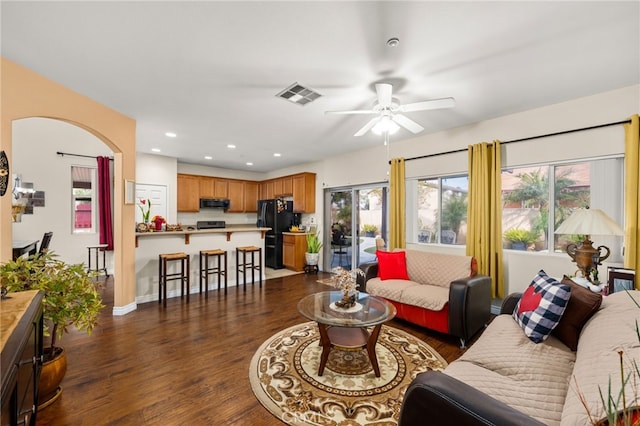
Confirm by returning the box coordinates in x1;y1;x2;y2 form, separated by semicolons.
138;198;151;223
328;266;364;308
151;215;165;231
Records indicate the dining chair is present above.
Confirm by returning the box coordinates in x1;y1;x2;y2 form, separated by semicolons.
39;232;53;254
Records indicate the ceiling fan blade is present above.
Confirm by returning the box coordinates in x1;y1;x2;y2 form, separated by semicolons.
354;117;380;137
399;97;456;112
325;109;377;115
392;114;424;134
375;83;393;108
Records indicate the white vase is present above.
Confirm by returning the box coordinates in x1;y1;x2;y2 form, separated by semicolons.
305;252;319;266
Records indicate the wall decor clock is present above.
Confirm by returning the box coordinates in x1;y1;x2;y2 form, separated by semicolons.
0;151;9;197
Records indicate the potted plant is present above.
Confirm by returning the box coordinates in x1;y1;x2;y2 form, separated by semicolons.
503;228;538;250
0;251;104;408
362;224;377;237
305;230;323;266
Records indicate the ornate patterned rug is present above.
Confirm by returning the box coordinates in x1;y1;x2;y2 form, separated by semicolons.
249;322;447;425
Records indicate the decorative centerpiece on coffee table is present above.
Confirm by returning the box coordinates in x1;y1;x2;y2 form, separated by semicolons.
328;266;364;309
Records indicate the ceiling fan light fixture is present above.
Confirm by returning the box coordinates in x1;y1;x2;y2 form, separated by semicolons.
372;116;400;135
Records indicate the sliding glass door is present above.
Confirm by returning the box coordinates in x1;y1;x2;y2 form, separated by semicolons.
324;184;388;271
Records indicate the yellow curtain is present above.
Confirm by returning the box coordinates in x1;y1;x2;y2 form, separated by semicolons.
389;158;406;250
624;114;640;275
467;141;504;298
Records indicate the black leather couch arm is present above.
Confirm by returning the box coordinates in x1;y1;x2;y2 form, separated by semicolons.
356;261;378;293
399;371;545;426
500;292;523;315
448;274;492;347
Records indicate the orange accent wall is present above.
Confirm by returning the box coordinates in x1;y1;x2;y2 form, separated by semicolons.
1;57;137;312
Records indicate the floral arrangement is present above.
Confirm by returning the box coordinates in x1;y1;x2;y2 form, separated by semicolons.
328;266;363;294
151;215;165;224
138;198;151;223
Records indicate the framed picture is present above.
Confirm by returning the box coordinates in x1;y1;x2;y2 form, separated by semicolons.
124;179;135;204
607;267;636;295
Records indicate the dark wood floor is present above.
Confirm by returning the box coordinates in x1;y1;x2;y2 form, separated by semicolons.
36;272;471;426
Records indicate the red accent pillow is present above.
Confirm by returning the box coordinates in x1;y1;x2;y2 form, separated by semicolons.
376;250;409;280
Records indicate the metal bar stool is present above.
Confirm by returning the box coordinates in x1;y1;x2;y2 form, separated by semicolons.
87;243;109;278
158;252;190;307
236;246;262;291
199;249;227;297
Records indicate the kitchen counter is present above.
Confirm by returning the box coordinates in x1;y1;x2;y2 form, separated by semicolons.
135;226;271;303
135;225;271;247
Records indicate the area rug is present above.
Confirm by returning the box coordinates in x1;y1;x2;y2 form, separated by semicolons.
249;322;447;425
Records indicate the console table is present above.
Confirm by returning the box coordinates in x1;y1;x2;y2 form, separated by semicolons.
1;290;44;426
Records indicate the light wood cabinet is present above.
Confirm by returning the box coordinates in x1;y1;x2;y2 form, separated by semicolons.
261;180;274;200
227;180;245;212
244;181;259;213
292;172;316;213
199;177;214;198
282;176;293;196
177;174;200;212
214;179;228;198
283;233;307;272
273;179;283;197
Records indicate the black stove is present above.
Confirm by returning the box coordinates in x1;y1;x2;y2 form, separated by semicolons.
196;220;226;230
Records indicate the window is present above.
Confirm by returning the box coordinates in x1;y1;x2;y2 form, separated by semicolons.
72;166;96;233
501;157;623;259
413;175;468;245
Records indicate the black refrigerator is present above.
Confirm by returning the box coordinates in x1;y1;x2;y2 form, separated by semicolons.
257;199;298;269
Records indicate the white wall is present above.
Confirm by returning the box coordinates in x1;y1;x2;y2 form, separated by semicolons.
14;85;638;297
12;118;113;267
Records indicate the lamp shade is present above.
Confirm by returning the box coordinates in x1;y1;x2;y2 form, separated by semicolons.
554;208;623;236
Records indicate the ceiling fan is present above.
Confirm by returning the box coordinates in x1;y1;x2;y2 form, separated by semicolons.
326;83;455;137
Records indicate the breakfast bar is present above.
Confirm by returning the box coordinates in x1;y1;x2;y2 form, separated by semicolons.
135;225;270;303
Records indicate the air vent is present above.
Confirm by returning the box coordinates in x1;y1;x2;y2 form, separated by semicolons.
276;82;322;106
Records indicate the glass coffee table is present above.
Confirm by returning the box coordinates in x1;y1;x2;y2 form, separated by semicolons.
297;291;396;377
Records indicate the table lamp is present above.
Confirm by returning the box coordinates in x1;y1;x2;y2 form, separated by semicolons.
554;208;624;283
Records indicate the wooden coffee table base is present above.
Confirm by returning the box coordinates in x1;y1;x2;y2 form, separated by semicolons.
316;323;383;377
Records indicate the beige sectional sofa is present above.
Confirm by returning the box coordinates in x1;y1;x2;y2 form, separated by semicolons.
399;289;640;426
358;249;491;348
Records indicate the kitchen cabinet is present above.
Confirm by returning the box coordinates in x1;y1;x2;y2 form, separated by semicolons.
199;177;214;198
177;174;200;212
226;180;245;213
273;179;283;198
244;181;259;213
292;172;316;213
261;181;274;200
214;179;228;198
1;290;44;426
281;176;293;196
283;233;307;272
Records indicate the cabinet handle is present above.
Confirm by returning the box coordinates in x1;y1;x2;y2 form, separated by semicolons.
18;357;34;366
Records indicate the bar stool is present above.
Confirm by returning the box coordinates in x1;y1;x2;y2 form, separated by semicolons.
199;249;227;297
87;243;109;278
236;246;262;291
158;252;190;307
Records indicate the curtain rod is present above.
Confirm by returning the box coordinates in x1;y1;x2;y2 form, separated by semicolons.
57;151;113;161
395;119;632;164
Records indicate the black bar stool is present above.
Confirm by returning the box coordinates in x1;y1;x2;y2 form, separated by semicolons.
199;249;227;297
158;252;190;307
236;246;262;291
87;243;109;278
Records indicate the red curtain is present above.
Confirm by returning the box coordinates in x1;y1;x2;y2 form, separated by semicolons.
97;156;114;250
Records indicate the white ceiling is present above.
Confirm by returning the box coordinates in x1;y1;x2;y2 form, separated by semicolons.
2;1;639;173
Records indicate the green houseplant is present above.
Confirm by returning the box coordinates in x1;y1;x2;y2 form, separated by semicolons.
305;230;323;266
0;251;104;407
362;224;377;237
503;228;538;250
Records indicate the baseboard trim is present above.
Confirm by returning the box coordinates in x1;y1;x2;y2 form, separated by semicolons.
112;301;137;316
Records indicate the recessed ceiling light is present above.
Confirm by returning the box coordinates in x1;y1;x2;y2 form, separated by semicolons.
165;132;177;138
246;162;253;166
151;148;161;153
227;144;236;149
273;153;281;157
387;37;400;47
204;156;212;160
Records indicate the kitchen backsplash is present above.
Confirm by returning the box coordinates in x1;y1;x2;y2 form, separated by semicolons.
177;211;256;226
